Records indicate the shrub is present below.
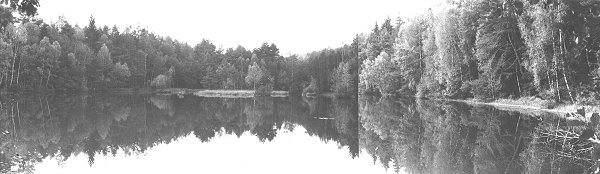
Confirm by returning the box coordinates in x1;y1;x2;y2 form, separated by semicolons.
470;79;501;100
151;74;170;89
255;84;273;96
457;82;474;99
303;76;319;95
575;86;600;105
539;88;558;101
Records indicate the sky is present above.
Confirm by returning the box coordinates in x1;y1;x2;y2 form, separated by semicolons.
37;0;442;55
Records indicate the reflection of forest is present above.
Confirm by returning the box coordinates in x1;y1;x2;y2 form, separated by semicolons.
0;94;358;173
359;96;592;174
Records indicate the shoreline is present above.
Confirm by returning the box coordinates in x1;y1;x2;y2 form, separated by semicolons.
155;88;290;98
358;93;599;120
436;97;600;120
441;98;561;114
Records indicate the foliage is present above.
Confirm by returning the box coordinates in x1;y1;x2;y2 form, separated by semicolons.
150;74;169;89
330;61;355;98
359;52;402;95
216;61;240;89
111;62;131;87
0;4;352;95
255;84;273;96
245;62;263;90
300;43;358;95
303;76;319;95
1;0;39;16
150;67;173;89
394;17;426;94
357;0;600;103
0;16;321;93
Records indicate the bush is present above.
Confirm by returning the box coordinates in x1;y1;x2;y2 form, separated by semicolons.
575;86;600;105
151;74;171;89
470;79;500;100
415;75;443;98
288;81;304;95
539;88;558;101
255;84;273;96
303;76;319;95
456;82;474;99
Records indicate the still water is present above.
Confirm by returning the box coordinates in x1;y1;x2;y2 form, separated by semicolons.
0;94;594;173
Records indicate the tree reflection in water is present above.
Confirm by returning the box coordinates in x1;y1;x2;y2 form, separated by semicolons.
0;94;358;173
359;96;598;174
1;94;595;173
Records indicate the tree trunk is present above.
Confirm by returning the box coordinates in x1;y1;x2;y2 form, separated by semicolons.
82;76;88;91
38;97;44;117
552;30;561;101
507;33;522;95
559;30;575;103
490;76;495;99
562;64;574;102
9;45;16;87
419;38;424;82
45;97;51;120
554;55;561;102
82;64;88;91
46;68;52;88
546;68;552;92
39;70;44;88
585;48;591;71
11;103;16;139
16;57;21;86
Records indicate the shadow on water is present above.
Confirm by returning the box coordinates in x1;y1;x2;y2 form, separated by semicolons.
359;95;600;174
0;94;358;173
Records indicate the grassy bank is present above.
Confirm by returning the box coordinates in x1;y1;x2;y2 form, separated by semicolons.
155;88;289;98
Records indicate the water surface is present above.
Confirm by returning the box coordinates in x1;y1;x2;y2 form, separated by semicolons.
0;94;594;173
360;96;596;174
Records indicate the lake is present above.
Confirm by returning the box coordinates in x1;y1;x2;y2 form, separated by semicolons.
0;94;595;173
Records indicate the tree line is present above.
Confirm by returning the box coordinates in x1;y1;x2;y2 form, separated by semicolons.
297;45;359;98
359;0;600;103
0;6;359;98
0;13;278;92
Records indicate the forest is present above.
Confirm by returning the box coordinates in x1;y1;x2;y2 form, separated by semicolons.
3;0;599;103
358;0;600;104
0;5;357;98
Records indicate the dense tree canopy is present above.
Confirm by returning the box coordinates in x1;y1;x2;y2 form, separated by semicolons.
358;0;600;103
1;0;39;16
0;2;358;98
0;15;330;93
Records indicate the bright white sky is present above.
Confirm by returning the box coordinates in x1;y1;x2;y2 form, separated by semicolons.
37;0;442;55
